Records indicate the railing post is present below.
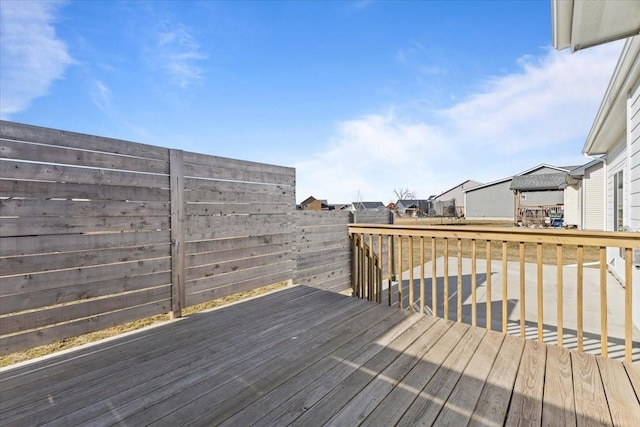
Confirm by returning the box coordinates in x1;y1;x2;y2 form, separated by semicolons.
600;247;607;358
625;248;632;363
169;149;185;319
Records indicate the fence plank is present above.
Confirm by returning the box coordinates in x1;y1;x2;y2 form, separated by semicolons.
0;180;169;202
0;258;171;296
0;121;169;160
0;199;170;217
0;244;170;276
1;215;169;237
0;231;169;257
0;141;169;174
1;286;171;335
0;272;171;315
0;160;168;188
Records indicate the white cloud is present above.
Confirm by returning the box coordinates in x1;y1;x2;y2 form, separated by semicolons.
296;42;623;204
440;43;623;155
0;0;72;118
91;80;112;112
151;22;207;88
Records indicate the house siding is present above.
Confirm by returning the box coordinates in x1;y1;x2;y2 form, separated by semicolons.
436;180;482;205
629;81;640;232
525;166;567;175
520;189;564;206
605;139;627;282
627;80;640;331
465;180;514;219
583;161;605;230
564;185;580;227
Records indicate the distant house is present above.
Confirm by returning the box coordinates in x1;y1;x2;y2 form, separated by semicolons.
395;199;430;217
464;164;575;222
348;201;386;212
434;179;482;217
299;196;334;211
510;165;576;226
464;177;514;220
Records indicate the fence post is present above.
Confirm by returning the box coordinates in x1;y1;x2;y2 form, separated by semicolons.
169;149;186;318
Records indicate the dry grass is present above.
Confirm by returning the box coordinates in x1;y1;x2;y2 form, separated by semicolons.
384;221;601;273
397;238;600;274
0;281;288;368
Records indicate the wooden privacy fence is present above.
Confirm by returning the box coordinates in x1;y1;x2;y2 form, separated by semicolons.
294;210;392;293
0;121;295;355
349;223;639;363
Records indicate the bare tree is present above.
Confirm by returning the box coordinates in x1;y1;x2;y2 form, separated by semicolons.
393;188;417;200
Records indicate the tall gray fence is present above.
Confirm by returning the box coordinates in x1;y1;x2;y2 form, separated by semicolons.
0;121;295;354
0;121;392;354
294;210;393;293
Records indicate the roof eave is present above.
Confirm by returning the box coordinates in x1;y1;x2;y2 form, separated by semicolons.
583;37;640;155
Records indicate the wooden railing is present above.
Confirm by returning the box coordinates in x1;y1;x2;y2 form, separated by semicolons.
348;224;639;363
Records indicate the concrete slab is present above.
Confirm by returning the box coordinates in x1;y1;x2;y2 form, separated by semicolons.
385;257;640;362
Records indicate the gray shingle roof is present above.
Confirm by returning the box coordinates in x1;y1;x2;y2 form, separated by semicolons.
510;173;567;191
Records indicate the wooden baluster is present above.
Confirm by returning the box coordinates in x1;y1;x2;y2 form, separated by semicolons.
420;236;425;315
486;240;492;330
472;239;477;327
444;238;449;320
409;236;414;312
625;248;632;363
537;243;543;342
398;236;403;309
503;241;508;334
378;234;383;304
432;237;437;317
519;242;525;338
577;245;584;353
600;246;607;358
367;234;375;301
457;238;463;323
387;235;392;306
557;244;563;348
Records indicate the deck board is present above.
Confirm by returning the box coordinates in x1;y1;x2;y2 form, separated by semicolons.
542;344;576;426
1;285;638;426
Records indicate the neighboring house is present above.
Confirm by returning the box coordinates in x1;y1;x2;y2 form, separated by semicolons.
553;4;639;329
510;165;575;226
348;201;386;212
434;179;482;217
465;164;576;222
565;159;606;230
299;196;334;211
395;199;430;217
464;177;514;220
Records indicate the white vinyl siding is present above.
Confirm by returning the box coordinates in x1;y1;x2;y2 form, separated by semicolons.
629;81;640;231
606;140;627;232
464;180;514;220
583;162;604;230
564;184;580;227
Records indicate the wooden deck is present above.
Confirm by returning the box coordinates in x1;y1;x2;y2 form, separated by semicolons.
1;285;639;426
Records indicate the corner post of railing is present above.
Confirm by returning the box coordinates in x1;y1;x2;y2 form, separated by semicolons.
169;149;186;319
625;247;633;363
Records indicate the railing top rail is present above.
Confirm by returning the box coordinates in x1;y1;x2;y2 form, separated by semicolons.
348;223;640;248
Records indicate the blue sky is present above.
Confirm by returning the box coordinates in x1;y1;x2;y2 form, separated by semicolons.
0;0;623;204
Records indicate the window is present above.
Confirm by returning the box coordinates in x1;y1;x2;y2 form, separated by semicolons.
613;170;623;231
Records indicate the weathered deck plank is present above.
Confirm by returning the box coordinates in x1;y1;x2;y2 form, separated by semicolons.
1;285;638;427
542;344;576;426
